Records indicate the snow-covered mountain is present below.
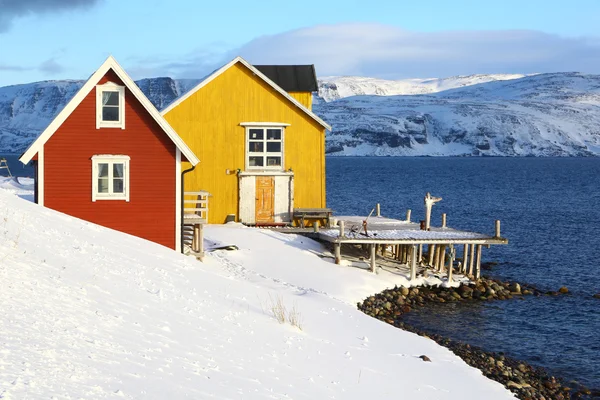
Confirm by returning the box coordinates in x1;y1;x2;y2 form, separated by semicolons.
317;74;528;102
1;72;600;156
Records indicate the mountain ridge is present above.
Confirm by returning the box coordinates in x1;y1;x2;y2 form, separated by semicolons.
1;72;599;156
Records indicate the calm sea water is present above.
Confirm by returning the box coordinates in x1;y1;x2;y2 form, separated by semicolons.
0;154;34;178
327;157;600;390
4;153;599;388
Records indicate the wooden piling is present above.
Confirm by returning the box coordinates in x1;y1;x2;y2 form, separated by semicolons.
376;203;381;217
469;244;475;276
406;209;412;222
428;244;436;267
447;246;455;282
410;245;417;280
339;221;345;238
442;213;447;228
313;220;320;233
370;244;376;272
475;244;482;279
495;220;501;238
439;245;447;272
463;244;469;273
418;244;423;264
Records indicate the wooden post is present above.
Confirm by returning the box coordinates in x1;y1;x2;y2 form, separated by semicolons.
370;244;376;273
338;221;345;237
313;220;320;233
463;244;469;273
495;220;501;238
410;245;417;280
468;244;475;276
428;244;436;267
475;244;482;279
376;203;381;217
441;213;447;228
418;244;423;263
334;243;341;264
193;223;201;252
439;245;447;272
447;246;455;282
406;209;412;222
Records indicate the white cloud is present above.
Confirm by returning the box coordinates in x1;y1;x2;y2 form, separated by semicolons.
132;23;600;80
0;0;102;32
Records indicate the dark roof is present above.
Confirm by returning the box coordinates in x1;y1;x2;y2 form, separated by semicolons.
254;65;318;92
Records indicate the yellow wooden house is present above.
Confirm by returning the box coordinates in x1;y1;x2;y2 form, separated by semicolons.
161;56;331;225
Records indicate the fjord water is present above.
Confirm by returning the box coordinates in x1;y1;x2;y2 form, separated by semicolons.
327;157;600;390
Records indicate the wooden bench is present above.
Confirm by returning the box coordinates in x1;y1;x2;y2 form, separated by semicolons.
293;208;333;228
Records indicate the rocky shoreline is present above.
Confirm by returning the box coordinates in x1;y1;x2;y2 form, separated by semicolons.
357;277;599;399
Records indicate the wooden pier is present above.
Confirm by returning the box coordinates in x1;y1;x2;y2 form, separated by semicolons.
317;203;507;282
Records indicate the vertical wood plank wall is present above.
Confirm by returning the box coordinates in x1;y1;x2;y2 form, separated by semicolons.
164;63;326;224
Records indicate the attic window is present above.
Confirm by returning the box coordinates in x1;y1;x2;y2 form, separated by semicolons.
96;83;125;129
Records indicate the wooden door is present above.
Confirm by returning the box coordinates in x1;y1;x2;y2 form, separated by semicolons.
255;176;275;224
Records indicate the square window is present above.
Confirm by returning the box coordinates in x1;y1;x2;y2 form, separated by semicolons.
92;156;129;201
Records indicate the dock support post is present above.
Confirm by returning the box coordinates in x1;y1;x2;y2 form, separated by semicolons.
442;213;447;228
439;245;447;272
313;220;320;233
370;244;376;273
376;203;381;217
338;221;345;237
424;193;442;231
406;209;412;222
418;244;423;263
410;245;417;280
475;244;482;280
447;246;455;282
468;244;475;276
428;244;436;267
334;243;341;265
495;220;501;238
463;244;469;274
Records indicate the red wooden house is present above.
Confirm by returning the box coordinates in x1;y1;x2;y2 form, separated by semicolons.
19;56;200;251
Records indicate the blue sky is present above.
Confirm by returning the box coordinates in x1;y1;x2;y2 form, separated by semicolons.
1;0;600;86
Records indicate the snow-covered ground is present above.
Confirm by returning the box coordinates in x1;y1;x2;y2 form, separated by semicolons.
0;181;514;399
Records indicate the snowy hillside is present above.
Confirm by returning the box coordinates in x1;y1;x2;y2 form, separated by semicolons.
2;72;600;156
0;182;514;399
316;72;600;156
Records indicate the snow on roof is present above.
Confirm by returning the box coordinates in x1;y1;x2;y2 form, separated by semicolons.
0;187;513;399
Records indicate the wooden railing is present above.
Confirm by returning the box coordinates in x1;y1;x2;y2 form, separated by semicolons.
183;191;210;258
183;191;210;222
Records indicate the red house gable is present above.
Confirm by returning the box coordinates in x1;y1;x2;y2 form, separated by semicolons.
20;57;199;250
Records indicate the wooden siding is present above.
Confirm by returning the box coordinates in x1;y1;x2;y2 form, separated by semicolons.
288;91;313;110
43;69;177;249
164;62;326;224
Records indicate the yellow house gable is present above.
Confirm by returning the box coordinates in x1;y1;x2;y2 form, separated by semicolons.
163;59;327;225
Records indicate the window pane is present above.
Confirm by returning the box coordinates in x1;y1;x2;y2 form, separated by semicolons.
103;106;119;121
249;156;264;167
113;178;124;193
249;141;264;153
98;178;109;193
113;163;124;178
266;157;281;166
103;91;119;106
266;142;281;153
267;129;281;140
98;163;109;177
249;129;263;140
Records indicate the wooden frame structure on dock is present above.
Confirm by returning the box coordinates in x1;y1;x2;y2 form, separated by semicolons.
319;214;507;281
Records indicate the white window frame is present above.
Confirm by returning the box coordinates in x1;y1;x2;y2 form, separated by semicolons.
96;82;126;129
91;155;130;201
245;126;285;171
